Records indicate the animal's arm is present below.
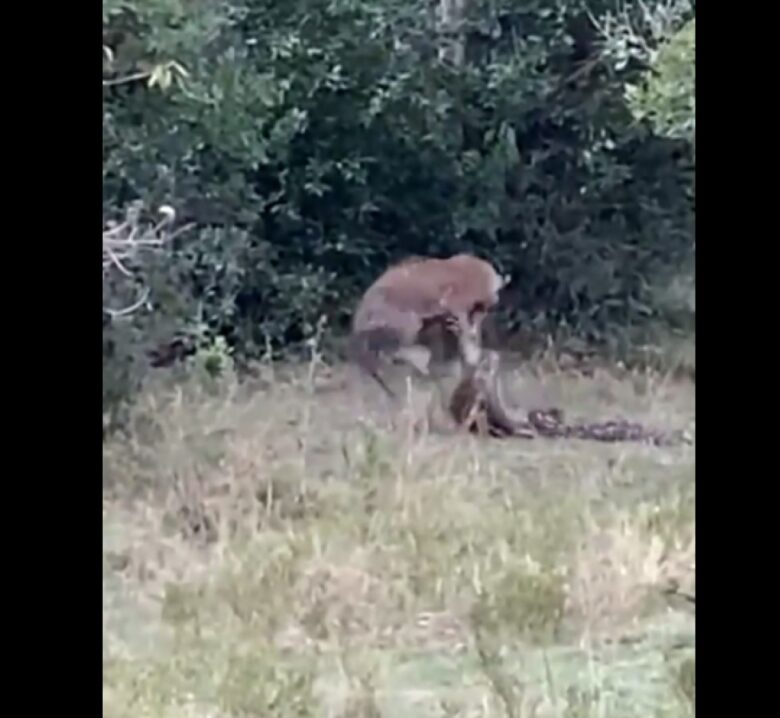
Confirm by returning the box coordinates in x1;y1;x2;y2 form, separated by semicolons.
442;309;484;368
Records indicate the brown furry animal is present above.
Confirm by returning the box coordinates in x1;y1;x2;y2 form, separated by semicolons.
448;350;534;437
349;254;509;396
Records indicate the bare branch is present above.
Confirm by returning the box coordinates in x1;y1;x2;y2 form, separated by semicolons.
104;245;135;277
104;288;151;319
102;70;153;88
103;205;193;319
103;60;190;90
587;0;692;67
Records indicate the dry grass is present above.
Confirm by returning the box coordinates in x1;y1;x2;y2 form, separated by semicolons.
103;351;694;718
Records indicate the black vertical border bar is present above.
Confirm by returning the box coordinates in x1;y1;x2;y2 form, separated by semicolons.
7;0;103;713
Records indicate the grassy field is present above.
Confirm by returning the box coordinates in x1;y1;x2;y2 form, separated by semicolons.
103;350;695;717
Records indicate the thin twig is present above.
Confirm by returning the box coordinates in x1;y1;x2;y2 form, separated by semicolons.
102;70;153;88
104;288;151;319
102;205;192;318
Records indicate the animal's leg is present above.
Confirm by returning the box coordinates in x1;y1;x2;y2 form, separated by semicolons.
393;344;432;377
359;355;396;399
445;310;484;369
347;331;398;398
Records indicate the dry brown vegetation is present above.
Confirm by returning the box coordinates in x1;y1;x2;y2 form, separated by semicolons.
103;348;694;717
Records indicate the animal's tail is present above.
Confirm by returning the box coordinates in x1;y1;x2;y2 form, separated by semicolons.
347;327;401;398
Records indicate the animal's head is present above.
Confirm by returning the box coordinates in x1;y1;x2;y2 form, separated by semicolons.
499;272;512;292
489;266;511;306
450;254;510;306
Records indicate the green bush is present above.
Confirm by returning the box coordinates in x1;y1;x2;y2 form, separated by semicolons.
103;0;695;409
627;18;695;145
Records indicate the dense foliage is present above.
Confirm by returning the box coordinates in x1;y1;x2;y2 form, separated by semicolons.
627;17;695;146
103;0;695;406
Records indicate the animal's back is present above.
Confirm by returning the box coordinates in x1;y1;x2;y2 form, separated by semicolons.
363;254;503;318
351;285;425;339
